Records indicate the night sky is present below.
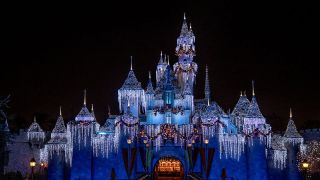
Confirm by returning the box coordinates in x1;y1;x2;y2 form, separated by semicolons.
1;1;319;131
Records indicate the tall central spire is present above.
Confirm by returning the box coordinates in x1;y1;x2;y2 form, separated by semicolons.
204;65;211;101
180;12;189;36
83;89;87;106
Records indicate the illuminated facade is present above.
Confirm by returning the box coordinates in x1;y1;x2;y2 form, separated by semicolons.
4;15;307;180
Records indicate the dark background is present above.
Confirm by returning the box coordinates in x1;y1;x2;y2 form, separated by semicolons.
1;1;319;131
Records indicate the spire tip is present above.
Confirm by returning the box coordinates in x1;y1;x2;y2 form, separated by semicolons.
252;80;255;96
59;106;62;116
83;89;87;105
130;56;133;70
289;108;293;119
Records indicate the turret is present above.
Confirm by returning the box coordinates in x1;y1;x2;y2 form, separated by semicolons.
244;81;270;180
231;91;250;129
46;106;70;180
145;71;155;109
283;108;303;180
173;13;198;93
27;116;46;143
156;51;168;86
118;57;146;117
204;65;210;102
70;91;97;180
163;64;174;106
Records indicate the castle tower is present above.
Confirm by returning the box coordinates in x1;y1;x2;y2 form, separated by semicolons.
118;57;145;117
70;91;97;180
156;51;168;86
145;71;155;109
204;65;210;102
231;91;250;129
283;108;303;180
244;81;269;180
27;116;46;144
47;106;69;180
173;14;198;93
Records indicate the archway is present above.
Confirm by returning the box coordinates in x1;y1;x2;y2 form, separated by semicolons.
154;156;184;180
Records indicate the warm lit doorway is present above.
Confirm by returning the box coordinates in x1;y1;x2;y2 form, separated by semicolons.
154;157;184;180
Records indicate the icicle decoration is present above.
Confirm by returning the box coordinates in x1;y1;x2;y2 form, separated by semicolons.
272;150;287;169
27;120;45;141
155;125;161;151
218;134;245;161
70;122;94;149
92;134;114;158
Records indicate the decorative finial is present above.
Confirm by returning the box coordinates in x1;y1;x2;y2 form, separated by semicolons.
167;55;170;65
207;98;210;106
189;23;192;29
184;12;186;20
108;105;111;116
160;51;162;57
59;106;62;116
252;80;255;96
34;116;36;122
83;89;87;105
91;104;94;112
289;108;292;119
244;90;246;96
240;91;243;96
127;100;130;107
130;56;133;71
148;71;151;79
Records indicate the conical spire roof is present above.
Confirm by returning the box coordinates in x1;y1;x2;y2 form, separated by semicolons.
245;96;264;119
283;109;302;138
52;107;66;133
91;104;96;121
75;105;95;121
158;51;165;64
120;58;142;90
146;71;155;94
75;91;95;121
232;92;251;117
188;23;194;37
28;117;44;133
180;13;189;36
27;116;46;141
245;81;264;119
204;65;210;100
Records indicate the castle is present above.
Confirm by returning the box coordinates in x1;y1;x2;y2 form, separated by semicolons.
3;15;307;180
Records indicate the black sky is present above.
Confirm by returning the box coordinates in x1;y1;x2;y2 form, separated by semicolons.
1;1;319;131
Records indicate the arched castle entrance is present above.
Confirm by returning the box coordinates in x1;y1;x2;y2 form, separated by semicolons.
154;156;184;179
151;147;187;180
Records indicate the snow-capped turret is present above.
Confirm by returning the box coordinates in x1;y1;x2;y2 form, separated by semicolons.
75;90;95;122
283;108;303;144
27;116;45;141
118;57;145;117
232;92;250;117
174;13;198;93
243;81;266;127
283;108;303;180
204;65;211;101
50;106;67;140
146;71;155;94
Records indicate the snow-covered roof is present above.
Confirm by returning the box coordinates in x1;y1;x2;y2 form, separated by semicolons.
283;119;302;139
232;94;250;117
120;70;142;90
245;96;264;119
75;105;95;122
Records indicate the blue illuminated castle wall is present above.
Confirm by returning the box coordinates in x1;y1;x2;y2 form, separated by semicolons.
7;15;307;180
